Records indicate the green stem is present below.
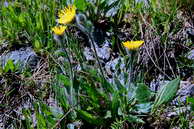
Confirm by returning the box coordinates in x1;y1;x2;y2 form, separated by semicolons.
63;35;74;105
88;34;105;80
75;14;105;80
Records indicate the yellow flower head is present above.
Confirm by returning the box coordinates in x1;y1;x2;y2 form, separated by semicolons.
52;25;67;35
122;40;144;50
57;5;76;24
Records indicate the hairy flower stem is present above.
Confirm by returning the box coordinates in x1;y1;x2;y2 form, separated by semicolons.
63;35;75;105
88;34;105;80
55;35;74;104
76;14;105;80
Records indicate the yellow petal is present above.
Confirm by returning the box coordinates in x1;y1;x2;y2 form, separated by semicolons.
57;5;76;24
52;25;67;35
122;40;144;50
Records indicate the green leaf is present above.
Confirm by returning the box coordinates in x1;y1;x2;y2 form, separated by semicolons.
0;67;3;75
53;84;69;110
49;106;63;119
34;104;47;129
77;110;103;125
152;77;180;112
104;111;112;119
19;13;25;25
187;97;194;111
4;59;15;72
34;40;42;50
57;74;71;87
83;85;101;109
187;97;194;104
127;115;145;124
135;83;151;103
111;92;120;117
75;0;87;11
135;102;152;113
22;109;34;129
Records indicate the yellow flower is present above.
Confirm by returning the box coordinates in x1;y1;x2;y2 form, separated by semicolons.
52;25;67;35
122;40;144;50
57;5;76;24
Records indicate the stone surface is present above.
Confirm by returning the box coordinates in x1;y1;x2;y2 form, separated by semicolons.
83;47;95;61
105;58;120;76
187;49;194;60
96;40;111;61
149;75;169;92
0;47;39;71
172;81;194;105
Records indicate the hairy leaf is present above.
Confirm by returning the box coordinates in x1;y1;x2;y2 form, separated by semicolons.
152;77;180;112
135;83;151;103
77;110;103;125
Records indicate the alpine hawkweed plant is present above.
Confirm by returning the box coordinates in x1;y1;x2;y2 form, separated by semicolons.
51;5;76;98
123;40;144;50
51;4;105;79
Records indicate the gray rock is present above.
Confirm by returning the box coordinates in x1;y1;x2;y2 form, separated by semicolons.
172;81;194;105
166;106;190;118
0;47;39;71
105;58;120;76
149;75;169;92
96;40;111;61
187;49;194;60
186;27;194;37
178;81;194;96
84;40;111;62
83;47;95;61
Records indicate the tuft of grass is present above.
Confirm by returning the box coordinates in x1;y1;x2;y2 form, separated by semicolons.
0;0;57;50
